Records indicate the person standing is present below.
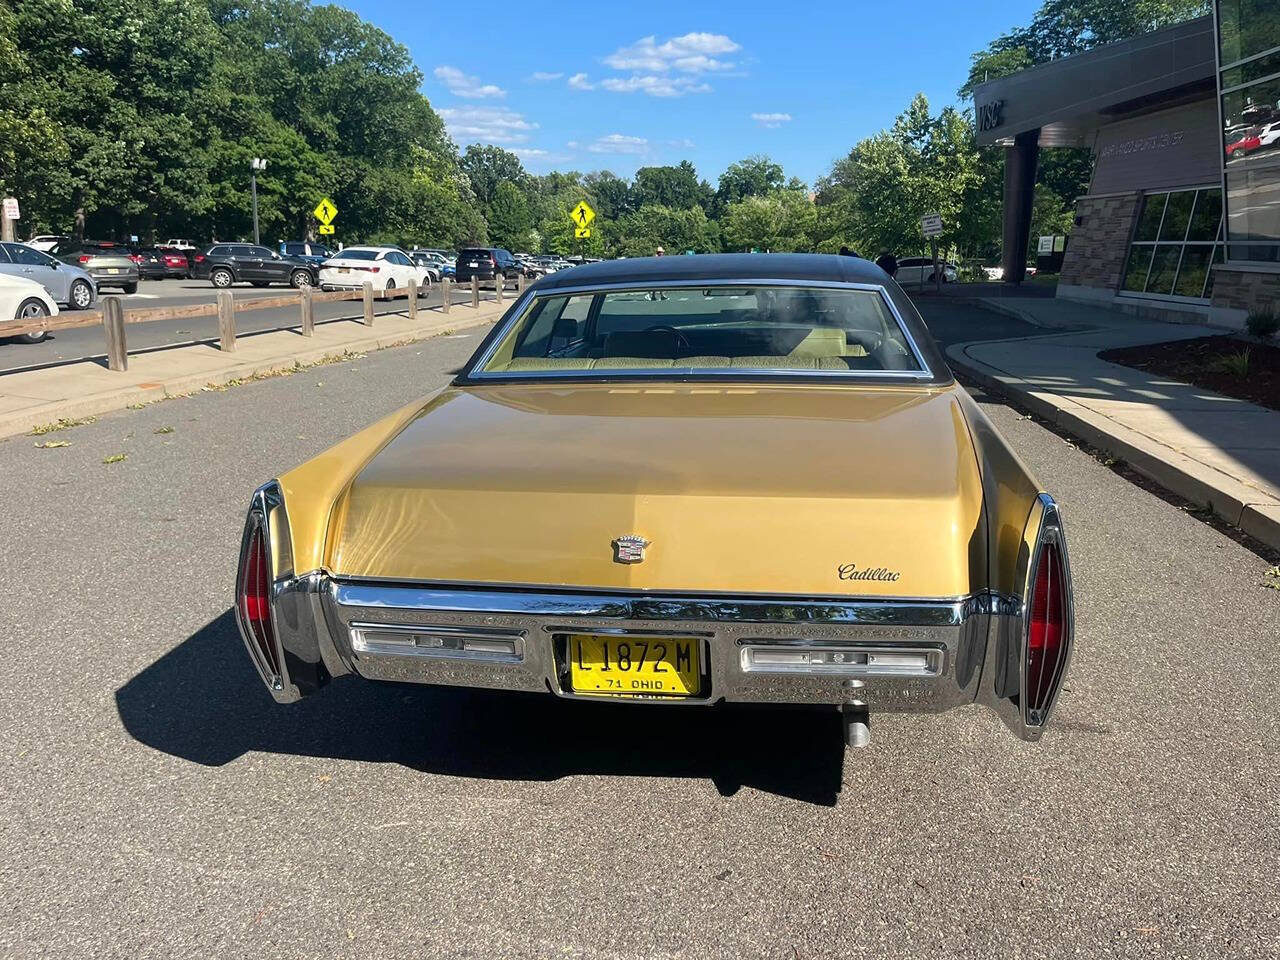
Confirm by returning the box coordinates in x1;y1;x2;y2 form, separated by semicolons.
875;251;898;278
838;245;861;259
655;245;665;257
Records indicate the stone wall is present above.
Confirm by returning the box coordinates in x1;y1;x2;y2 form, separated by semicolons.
1059;193;1141;291
1210;266;1280;316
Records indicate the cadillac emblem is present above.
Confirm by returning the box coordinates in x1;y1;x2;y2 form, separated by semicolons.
612;535;650;564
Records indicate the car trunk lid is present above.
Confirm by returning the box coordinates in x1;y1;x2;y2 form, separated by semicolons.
325;383;986;598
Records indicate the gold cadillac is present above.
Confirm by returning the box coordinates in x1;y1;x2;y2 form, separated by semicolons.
235;254;1073;746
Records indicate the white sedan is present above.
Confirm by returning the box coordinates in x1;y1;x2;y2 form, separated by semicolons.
318;246;433;294
0;273;60;344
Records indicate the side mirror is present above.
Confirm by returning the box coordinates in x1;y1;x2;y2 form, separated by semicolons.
272;252;281;259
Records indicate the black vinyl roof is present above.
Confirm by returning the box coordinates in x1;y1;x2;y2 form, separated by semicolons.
533;253;891;290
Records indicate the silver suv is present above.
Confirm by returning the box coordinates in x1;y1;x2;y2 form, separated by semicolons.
0;242;97;310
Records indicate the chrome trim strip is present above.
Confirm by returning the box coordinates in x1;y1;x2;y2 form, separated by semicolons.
736;639;944;677
464;277;934;382
332;581;977;627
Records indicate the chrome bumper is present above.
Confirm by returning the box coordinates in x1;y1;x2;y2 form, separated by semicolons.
238;482;1063;742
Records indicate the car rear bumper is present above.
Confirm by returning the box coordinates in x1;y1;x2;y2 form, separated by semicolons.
89;266;139;286
236;484;1053;740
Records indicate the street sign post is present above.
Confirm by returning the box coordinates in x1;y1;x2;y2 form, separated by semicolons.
1;197;19;243
921;212;944;293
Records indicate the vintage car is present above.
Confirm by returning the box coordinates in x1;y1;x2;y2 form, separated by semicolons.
235;254;1073;746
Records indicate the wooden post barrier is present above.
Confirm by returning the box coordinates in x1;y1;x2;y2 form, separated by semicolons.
102;297;127;372
441;278;451;313
495;274;504;305
470;276;479;308
407;278;418;319
362;281;375;325
216;291;235;352
517;272;525;294
300;286;314;336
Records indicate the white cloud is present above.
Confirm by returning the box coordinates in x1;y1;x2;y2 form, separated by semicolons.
752;112;792;128
512;147;575;167
665;138;696;149
528;71;563;82
438;106;538;144
603;33;740;74
595;32;741;97
600;75;712;97
568;72;594;90
433;65;505;99
586;133;649;155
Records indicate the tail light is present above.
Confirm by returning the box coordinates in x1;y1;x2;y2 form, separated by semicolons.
237;523;281;678
1022;497;1072;727
128;254;142;263
78;255;91;263
194;254;205;263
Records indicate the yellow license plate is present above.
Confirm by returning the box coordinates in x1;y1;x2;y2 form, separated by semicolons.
568;635;700;698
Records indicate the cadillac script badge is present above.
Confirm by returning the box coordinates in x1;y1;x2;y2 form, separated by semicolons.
612;536;650;564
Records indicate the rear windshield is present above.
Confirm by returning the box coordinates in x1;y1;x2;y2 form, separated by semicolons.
475;284;925;377
336;249;379;261
459;249;494;260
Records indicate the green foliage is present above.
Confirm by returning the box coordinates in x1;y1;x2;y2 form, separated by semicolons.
488;181;532;251
460;144;527;212
613;205;715;257
815;95;980;259
1246;312;1279;340
716;155;787;210
632;162;713;213
722;190;816;252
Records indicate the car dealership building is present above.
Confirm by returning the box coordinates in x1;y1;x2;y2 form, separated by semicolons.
973;2;1280;326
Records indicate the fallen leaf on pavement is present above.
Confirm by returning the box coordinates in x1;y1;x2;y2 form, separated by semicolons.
34;440;71;448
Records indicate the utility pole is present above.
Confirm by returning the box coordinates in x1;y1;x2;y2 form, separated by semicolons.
250;158;267;246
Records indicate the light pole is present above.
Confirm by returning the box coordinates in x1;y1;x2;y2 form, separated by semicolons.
250;157;267;245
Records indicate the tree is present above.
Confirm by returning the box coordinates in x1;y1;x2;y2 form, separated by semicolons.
632;162;712;212
815;95;980;259
716;155;787;209
614;204;714;257
582;170;633;220
722;190;816;252
961;0;1209;97
488;180;532;250
460;144;526;211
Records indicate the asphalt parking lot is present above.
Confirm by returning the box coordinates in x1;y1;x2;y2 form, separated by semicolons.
0;322;1277;958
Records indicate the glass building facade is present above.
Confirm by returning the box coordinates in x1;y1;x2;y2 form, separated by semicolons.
1218;0;1280;263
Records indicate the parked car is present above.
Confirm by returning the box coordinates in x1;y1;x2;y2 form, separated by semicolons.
0;272;60;343
318;246;432;293
1226;131;1261;157
1256;120;1280;150
192;243;318;289
46;239;138;294
408;252;443;282
164;238;199;252
893;257;958;286
232;254;1074;749
279;241;335;266
129;248;166;280
454;247;521;289
0;242;96;311
27;235;69;253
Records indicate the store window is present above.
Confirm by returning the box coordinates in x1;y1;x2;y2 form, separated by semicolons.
1121;188;1224;299
1217;0;1280;67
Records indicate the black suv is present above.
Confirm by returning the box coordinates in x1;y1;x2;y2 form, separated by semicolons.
454;247;521;289
193;243;318;289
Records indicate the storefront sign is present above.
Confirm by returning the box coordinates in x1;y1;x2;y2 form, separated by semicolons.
978;100;1004;132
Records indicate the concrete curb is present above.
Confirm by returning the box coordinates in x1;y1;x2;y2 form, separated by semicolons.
946;339;1280;554
0;305;502;441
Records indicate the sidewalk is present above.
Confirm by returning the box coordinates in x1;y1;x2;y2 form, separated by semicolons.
944;298;1280;551
0;300;506;440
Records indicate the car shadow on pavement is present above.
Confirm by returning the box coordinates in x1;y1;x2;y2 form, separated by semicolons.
115;611;847;806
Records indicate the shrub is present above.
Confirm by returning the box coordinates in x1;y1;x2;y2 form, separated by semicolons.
1210;347;1251;378
1246;311;1279;340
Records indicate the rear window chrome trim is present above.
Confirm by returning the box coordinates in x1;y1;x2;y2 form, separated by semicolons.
462;277;934;382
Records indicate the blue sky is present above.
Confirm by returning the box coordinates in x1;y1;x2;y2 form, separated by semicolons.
350;0;1043;185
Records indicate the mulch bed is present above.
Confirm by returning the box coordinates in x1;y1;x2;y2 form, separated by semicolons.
1098;335;1280;412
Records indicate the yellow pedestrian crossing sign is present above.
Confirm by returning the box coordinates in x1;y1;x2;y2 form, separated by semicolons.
570;200;595;229
575;226;591;239
313;197;338;225
318;224;335;235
